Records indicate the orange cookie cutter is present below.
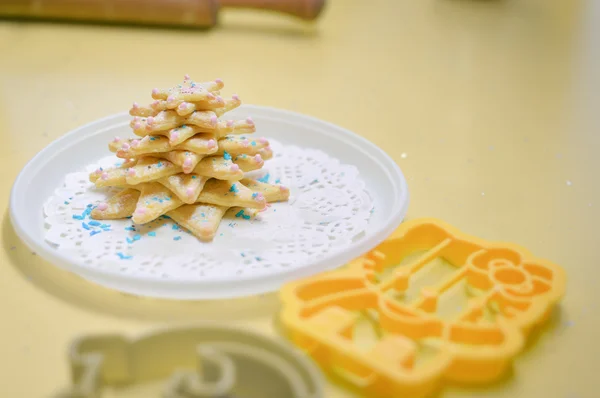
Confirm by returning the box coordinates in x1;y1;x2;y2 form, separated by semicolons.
280;218;566;398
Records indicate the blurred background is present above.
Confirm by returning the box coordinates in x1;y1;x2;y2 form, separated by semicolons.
0;0;598;397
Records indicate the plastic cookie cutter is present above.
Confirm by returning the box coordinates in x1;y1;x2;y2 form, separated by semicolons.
280;218;566;398
53;323;324;398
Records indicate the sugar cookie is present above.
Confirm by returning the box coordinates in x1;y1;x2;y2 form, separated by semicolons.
132;182;183;224
158;174;209;204
166;203;228;242
90;165;130;188
89;76;288;241
197;179;267;209
156;151;203;174
173;134;218;155
90;188;140;220
192;156;244;180
215;135;269;156
231;152;265;172
125;157;180;185
241;178;290;203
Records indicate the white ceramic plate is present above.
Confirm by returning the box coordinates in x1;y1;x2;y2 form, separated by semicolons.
10;106;409;299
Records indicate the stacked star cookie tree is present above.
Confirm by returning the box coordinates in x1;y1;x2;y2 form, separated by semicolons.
89;76;289;241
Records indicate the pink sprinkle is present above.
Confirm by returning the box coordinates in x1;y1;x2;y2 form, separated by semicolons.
255;193;265;201
101;172;109;181
133;116;140;122
152;88;159;95
113;136;121;143
133;122;141;130
184;74;190;80
136;207;146;214
184;158;193;167
216;96;224;103
242;139;250;147
280;185;289;192
121;143;130;150
186;187;195;197
207;139;216;148
147;116;155;125
152;100;159;106
215;78;223;84
132;102;139;109
258;137;268;144
131;140;140;148
95;168;102;174
127;168;136;176
208;93;215;99
141;135;150;143
227;120;234;127
230;164;240;172
97;202;108;211
179;103;187;110
171;131;180;140
246;117;254;125
232;94;240;101
254;154;263;163
167;95;175;102
210;115;218;125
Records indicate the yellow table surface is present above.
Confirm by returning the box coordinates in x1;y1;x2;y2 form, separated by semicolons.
0;0;598;397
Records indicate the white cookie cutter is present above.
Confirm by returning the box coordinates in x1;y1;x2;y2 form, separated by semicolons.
53;324;324;398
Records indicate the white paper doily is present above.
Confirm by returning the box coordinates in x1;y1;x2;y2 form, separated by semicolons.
43;139;374;281
11;107;409;299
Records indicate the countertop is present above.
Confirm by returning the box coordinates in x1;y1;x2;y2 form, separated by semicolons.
0;0;598;396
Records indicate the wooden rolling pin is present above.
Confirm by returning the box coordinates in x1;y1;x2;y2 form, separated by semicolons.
0;0;326;27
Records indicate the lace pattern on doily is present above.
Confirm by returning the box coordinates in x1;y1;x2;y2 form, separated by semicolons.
43;140;374;280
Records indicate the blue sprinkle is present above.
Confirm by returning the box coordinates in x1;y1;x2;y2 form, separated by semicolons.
255;256;262;261
90;230;102;236
242;214;250;220
81;222;90;230
275;178;281;184
241;253;246;257
311;179;318;184
150;136;156;141
88;221;101;227
172;224;180;230
117;252;132;260
72;215;84;220
126;216;133;219
133;234;141;241
125;226;135;231
126;237;135;244
251;141;256;146
258;173;270;183
173;236;182;241
162;215;171;219
64;201;69;205
157;162;163;167
235;210;245;218
201;213;205;217
165;197;171;201
229;184;239;193
191;175;197;179
252;193;258;199
148;231;156;237
100;224;111;229
223;151;232;161
87;204;93;208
